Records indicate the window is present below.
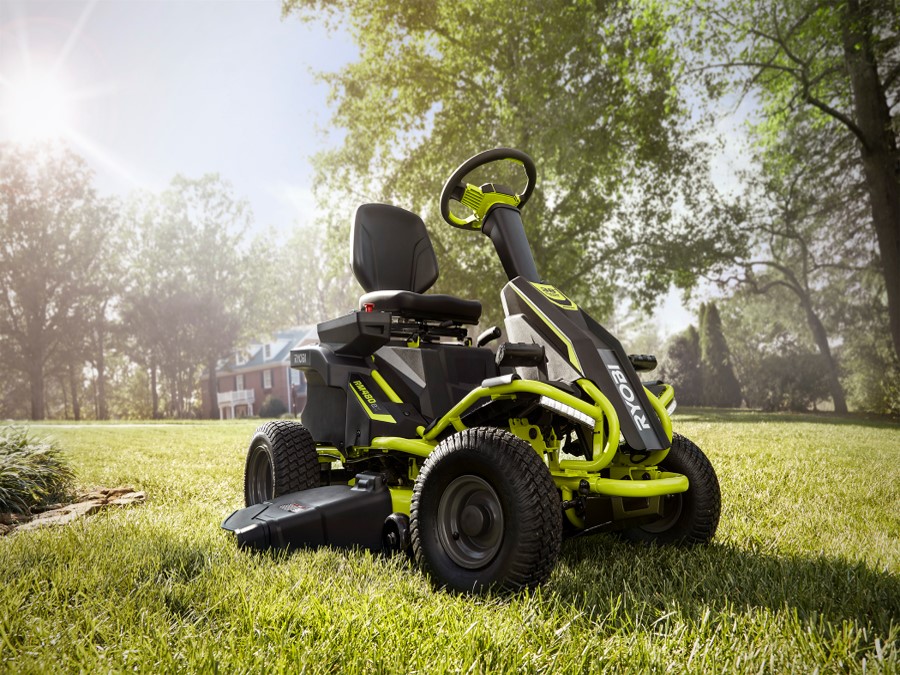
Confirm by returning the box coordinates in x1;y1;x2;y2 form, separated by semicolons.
235;350;247;366
263;369;272;390
264;344;272;360
236;374;244;391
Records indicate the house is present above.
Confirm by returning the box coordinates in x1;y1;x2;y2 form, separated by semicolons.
203;327;316;419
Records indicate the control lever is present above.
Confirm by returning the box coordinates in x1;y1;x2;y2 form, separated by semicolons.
476;326;502;348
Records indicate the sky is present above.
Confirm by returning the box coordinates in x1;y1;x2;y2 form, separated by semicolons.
0;0;355;230
0;0;706;339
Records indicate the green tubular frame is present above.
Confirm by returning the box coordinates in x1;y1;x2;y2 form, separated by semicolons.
329;377;687;507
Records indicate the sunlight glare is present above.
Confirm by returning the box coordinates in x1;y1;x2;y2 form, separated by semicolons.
2;71;72;143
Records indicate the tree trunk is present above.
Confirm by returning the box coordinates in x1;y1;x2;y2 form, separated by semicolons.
801;299;848;414
842;0;900;362
150;357;160;419
59;373;69;420
94;324;109;420
207;356;219;420
28;359;45;421
69;364;82;422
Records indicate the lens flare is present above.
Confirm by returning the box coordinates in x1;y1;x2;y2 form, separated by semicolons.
2;70;72;143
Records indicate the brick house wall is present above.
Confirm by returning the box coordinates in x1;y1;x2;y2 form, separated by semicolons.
201;327;313;419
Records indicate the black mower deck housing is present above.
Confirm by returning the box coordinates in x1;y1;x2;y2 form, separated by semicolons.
222;472;393;552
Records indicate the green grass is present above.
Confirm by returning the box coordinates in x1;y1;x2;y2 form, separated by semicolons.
2;412;898;673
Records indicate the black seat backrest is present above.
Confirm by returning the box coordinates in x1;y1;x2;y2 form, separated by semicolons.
351;203;439;293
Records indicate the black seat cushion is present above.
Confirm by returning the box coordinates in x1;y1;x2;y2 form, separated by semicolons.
352;204;439;293
360;290;482;325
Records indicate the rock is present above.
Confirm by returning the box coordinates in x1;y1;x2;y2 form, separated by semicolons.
3;486;145;534
108;491;145;506
104;487;135;499
78;490;109;502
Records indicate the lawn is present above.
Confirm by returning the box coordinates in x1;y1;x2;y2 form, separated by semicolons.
2;412;898;673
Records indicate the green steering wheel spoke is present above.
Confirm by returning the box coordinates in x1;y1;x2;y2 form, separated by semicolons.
449;183;523;229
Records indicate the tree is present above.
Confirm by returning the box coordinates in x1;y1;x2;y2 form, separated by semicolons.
719;288;834;411
283;0;737;325
713;115;867;413
267;223;359;327
698;302;743;407
0;143;117;420
690;0;900;362
660;325;704;405
123;175;257;418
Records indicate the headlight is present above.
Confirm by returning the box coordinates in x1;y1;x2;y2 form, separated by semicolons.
539;396;595;428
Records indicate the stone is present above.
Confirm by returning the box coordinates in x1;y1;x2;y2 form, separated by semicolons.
1;486;145;535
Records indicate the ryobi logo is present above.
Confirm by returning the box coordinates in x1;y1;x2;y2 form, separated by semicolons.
606;364;650;432
352;380;379;407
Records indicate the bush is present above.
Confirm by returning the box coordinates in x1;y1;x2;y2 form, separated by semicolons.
0;427;75;514
738;344;831;412
258;396;287;418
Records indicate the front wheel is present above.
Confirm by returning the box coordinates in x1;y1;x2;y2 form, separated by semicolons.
244;420;320;506
622;433;720;545
410;427;562;593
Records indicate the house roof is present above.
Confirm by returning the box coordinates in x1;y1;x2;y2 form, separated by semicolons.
216;326;316;375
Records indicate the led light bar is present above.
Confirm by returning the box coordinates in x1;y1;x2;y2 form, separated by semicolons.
539;396;595;428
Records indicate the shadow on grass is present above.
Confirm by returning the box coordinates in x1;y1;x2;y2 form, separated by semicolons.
674;407;900;429
555;535;900;634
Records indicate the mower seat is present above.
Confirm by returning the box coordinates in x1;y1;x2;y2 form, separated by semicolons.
351;203;482;325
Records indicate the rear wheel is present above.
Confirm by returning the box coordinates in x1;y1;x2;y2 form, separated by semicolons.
622;433;720;545
244;420;320;506
410;427;562;593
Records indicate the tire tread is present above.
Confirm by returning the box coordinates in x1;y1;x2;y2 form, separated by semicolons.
243;420;319;505
410;427;562;593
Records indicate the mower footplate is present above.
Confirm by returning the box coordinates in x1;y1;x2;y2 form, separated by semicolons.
222;472;393;552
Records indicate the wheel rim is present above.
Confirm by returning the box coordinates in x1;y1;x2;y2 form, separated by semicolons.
436;475;504;569
640;493;683;533
246;444;274;504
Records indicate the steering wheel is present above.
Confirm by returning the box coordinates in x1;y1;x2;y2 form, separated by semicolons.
439;148;537;230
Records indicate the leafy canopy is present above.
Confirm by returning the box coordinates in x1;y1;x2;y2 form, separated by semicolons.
284;0;738;324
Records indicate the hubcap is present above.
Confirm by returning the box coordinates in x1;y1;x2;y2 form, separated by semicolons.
641;493;683;533
247;445;273;504
436;475;504;569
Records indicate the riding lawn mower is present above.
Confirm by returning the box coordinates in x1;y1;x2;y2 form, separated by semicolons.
222;148;721;593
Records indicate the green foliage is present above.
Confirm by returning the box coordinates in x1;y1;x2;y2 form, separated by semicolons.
839;292;900;417
259;395;288;418
123;175;260;418
746;342;832;413
265;223;359;326
1;418;897;670
719;290;831;412
699;302;742;407
283;0;739;325
0;427;74;514
662;303;743;408
684;0;900;362
660;325;703;406
0;142;118;420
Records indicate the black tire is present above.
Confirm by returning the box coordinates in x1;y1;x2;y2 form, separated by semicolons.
622;433;720;545
410;427;562;593
244;420;320;506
